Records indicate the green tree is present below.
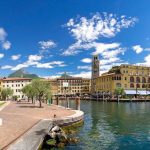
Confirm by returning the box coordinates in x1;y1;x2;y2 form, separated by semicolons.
115;87;125;97
1;88;13;100
31;79;51;107
12;95;18;101
22;84;37;103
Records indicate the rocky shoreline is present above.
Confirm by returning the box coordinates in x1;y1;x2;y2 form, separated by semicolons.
39;120;84;149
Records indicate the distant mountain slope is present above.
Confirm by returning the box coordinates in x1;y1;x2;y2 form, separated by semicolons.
8;69;39;79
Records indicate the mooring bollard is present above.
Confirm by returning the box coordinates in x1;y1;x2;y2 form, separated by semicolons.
67;97;69;108
0;118;2;126
56;97;59;105
76;96;80;110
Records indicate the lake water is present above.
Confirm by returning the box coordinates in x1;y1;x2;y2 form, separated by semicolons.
54;100;150;150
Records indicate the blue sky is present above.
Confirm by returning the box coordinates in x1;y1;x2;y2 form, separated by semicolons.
0;0;150;78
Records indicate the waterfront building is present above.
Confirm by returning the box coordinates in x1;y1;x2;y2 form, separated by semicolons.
0;77;32;99
48;73;91;96
95;64;150;95
81;78;91;95
91;54;100;93
57;76;82;95
46;78;58;96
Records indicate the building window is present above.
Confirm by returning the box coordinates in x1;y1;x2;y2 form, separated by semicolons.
116;83;121;88
130;83;134;88
125;77;127;80
117;76;121;80
142;84;146;88
130;76;134;82
142;77;146;83
136;77;140;83
148;78;150;83
136;84;140;88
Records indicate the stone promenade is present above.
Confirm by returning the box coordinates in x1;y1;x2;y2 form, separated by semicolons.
0;101;75;149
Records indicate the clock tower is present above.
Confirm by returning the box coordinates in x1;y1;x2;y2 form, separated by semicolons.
91;55;100;93
92;55;100;79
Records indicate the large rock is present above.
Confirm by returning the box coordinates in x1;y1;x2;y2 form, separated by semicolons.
51;125;61;132
49;132;57;139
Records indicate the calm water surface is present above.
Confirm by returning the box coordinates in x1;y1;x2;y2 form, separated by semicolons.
54;100;150;150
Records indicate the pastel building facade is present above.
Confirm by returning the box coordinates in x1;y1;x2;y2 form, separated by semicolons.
1;78;32;99
94;64;150;95
47;73;91;96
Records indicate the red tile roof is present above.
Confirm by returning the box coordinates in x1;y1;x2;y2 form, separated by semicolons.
1;78;32;81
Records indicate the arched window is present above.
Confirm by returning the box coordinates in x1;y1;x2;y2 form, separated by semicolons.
130;83;134;88
142;77;146;83
136;77;140;83
136;84;140;88
130;76;134;82
116;83;121;88
142;84;146;88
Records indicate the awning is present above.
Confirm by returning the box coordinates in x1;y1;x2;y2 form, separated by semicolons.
125;90;150;95
125;90;136;95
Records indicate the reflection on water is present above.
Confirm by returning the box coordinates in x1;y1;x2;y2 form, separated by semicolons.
53;100;150;150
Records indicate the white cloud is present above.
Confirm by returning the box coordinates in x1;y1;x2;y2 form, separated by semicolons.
63;41;120;56
136;54;150;66
1;65;12;69
2;41;11;50
66;13;137;43
0;53;4;59
36;63;53;69
71;71;91;78
0;28;7;41
92;42;120;55
144;54;150;63
39;40;56;50
132;45;143;54
145;48;150;51
36;61;65;69
42;75;61;79
81;58;92;63
28;55;42;62
101;57;121;65
77;66;91;70
63;13;137;56
101;47;125;59
8;54;66;71
11;54;21;60
10;54;42;70
0;28;11;50
11;64;29;70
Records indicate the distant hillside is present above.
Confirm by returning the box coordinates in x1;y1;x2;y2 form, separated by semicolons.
8;69;39;79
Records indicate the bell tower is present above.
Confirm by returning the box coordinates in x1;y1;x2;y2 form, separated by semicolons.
91;54;100;93
92;54;100;79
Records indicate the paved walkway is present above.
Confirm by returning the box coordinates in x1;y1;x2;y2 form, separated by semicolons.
0;101;75;149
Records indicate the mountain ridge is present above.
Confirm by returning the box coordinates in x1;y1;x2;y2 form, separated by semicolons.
8;69;39;79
